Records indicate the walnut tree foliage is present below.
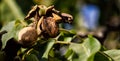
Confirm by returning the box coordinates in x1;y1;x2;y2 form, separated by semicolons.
0;1;120;61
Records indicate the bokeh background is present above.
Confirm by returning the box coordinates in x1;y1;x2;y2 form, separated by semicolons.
0;0;120;49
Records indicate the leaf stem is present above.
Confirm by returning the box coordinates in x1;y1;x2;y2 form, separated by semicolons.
55;41;71;44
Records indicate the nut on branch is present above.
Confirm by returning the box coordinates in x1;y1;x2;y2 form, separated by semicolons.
41;17;59;38
18;27;38;48
24;5;73;38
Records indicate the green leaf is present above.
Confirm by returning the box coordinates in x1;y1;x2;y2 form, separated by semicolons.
1;20;24;49
42;38;55;59
70;36;101;61
100;46;107;51
94;52;113;61
1;21;15;32
1;21;15;49
24;54;39;61
64;37;72;42
49;48;55;57
69;29;76;34
59;29;75;37
1;31;15;49
64;48;74;61
104;50;120;61
48;46;64;61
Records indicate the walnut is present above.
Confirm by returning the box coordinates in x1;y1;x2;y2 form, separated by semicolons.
18;27;38;48
24;5;73;38
41;17;59;38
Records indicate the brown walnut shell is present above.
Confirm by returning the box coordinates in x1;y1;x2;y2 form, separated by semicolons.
41;17;59;38
18;27;38;48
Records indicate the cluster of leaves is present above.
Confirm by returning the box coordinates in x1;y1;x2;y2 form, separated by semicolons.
0;20;120;61
0;5;120;61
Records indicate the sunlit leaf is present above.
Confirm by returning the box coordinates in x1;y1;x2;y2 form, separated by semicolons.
1;31;15;49
1;20;24;49
1;21;15;49
64;37;72;42
70;36;101;61
1;21;15;32
104;50;120;61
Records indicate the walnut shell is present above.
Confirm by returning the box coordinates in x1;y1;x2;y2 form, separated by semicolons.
18;27;38;48
41;17;59;38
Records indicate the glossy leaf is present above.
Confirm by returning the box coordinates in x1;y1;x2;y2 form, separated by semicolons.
70;36;101;61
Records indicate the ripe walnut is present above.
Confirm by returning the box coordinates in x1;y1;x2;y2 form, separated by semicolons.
24;5;73;38
41;16;59;38
18;27;38;48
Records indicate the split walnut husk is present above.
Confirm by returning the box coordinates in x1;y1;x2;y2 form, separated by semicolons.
24;5;73;38
41;16;59;38
18;5;73;48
